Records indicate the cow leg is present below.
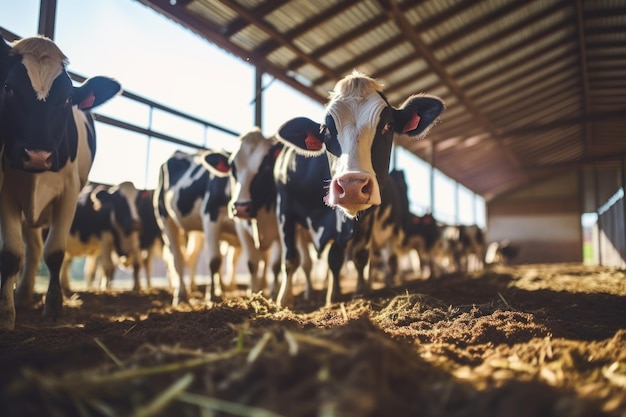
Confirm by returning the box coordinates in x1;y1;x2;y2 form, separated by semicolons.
142;249;153;288
42;251;65;321
162;220;188;305
60;254;73;296
203;222;222;303
276;217;299;308
225;244;241;293
0;249;21;330
297;230;313;300
15;226;44;308
268;241;282;299
83;255;98;288
325;241;346;306
186;231;204;292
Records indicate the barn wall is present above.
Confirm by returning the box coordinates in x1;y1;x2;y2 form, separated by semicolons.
486;171;582;264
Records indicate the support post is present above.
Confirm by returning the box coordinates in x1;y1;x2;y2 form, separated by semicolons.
38;0;57;39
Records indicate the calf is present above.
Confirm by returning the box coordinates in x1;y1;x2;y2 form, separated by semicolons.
62;181;141;291
0;36;121;329
277;72;444;294
154;149;238;304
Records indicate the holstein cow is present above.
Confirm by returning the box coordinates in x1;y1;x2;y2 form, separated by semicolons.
154;149;238;305
277;71;444;295
273;146;354;307
133;188;165;287
0;36;121;329
61;181;142;292
228;128;313;298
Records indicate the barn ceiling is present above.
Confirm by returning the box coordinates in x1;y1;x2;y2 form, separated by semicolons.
136;0;626;200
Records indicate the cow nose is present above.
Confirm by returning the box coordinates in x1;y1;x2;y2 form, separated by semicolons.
22;148;53;170
333;174;376;203
232;202;252;220
328;173;381;216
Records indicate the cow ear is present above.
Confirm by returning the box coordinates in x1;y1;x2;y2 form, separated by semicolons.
393;94;445;138
73;76;122;110
277;117;325;157
201;151;231;177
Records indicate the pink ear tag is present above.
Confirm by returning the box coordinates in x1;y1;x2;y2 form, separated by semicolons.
78;92;96;110
304;131;323;150
403;112;421;133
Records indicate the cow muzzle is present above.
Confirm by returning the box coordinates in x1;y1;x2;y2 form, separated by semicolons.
327;172;381;217
21;148;54;171
231;202;255;220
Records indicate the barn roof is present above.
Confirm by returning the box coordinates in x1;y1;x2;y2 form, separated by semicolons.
136;0;626;200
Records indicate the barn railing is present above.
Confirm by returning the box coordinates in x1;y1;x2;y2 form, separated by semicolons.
1;27;240;175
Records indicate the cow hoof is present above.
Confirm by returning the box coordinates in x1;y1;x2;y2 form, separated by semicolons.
14;289;34;310
42;295;63;322
0;307;16;330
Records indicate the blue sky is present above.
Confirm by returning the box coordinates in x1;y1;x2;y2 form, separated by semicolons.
1;0;485;226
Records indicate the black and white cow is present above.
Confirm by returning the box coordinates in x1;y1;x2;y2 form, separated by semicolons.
228;128;284;296
61;181;142;292
228;128;313;298
277;71;444;219
154;149;238;305
276;72;444;295
274;146;355;307
133;188;165;287
0;36;121;329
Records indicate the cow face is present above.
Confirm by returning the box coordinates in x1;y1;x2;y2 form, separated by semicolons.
228;128;280;220
277;72;444;218
0;36;121;172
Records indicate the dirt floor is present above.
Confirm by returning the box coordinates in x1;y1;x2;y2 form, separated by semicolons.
1;263;625;417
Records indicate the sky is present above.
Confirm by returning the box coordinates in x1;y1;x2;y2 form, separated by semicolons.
1;0;485;226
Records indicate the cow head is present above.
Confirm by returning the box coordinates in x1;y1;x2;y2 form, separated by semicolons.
228;128;281;220
277;71;444;218
0;36;121;172
92;181;141;256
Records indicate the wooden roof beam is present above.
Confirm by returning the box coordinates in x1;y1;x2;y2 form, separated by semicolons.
216;0;339;80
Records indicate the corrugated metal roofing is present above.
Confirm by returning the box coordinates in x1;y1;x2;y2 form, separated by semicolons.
137;0;626;200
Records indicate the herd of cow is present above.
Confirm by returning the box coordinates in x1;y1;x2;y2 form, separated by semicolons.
0;35;491;330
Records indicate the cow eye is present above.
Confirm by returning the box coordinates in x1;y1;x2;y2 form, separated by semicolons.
64;97;72;107
381;122;393;134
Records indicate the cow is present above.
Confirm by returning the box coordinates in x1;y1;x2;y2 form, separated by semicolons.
133;188;165;288
277;71;444;219
404;213;446;278
276;71;444;296
273;146;355;307
154;149;238;305
228;128;314;298
0;35;121;329
61;181;142;292
453;224;486;272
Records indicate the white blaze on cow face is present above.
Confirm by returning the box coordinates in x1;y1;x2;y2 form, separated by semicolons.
276;71;444;219
325;80;389;216
19;46;66;101
228;128;272;220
